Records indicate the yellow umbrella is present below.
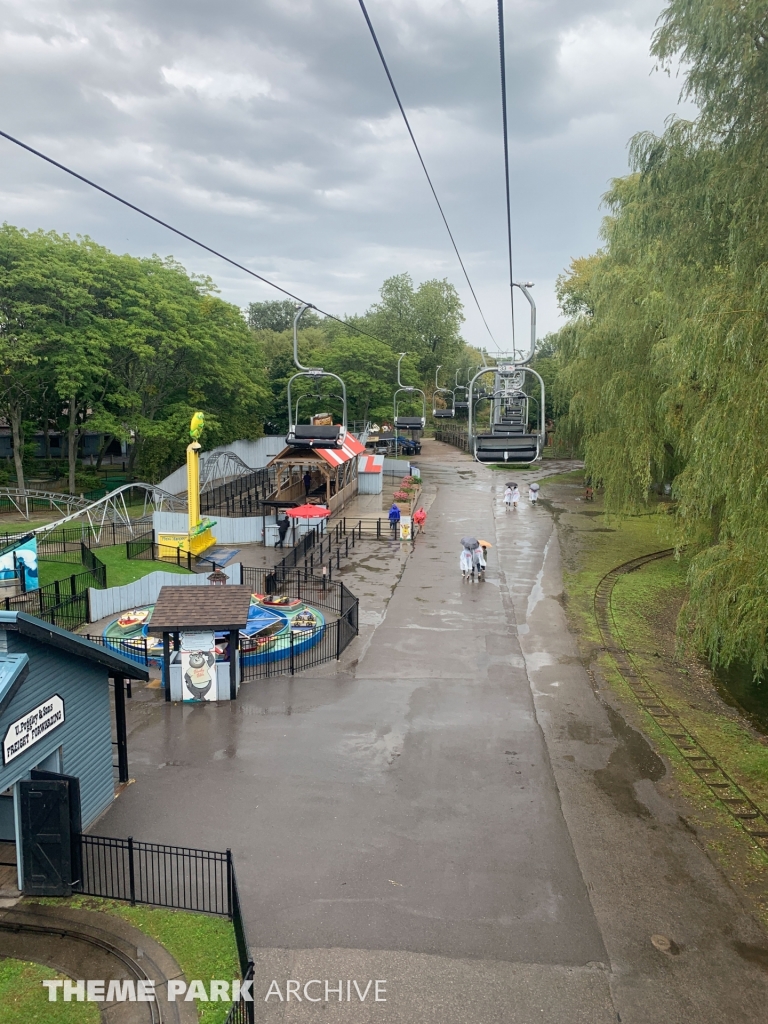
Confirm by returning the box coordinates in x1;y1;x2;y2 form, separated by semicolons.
477;539;493;548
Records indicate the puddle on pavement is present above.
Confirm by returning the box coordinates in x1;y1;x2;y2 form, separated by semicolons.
594;705;665;817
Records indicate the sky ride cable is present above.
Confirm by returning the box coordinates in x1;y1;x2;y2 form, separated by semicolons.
496;0;516;348
357;0;499;351
0;128;390;348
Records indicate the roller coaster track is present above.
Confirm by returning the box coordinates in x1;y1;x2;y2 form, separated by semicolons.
594;550;768;857
0;916;165;1023
0;483;187;540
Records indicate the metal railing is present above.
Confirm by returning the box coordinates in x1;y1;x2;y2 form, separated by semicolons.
125;530;223;573
80;542;107;588
78;833;255;1022
2;569;93;629
239;566;358;679
80;835;231;914
82;633;150;665
200;466;275;518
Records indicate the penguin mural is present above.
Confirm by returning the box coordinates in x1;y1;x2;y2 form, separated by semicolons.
183;649;216;700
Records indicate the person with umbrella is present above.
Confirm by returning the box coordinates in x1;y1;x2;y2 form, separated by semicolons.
511;483;520;509
529;482;540;505
504;484;514;511
461;537;479;580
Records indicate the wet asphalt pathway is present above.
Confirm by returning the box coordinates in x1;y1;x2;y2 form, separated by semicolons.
98;448;768;1023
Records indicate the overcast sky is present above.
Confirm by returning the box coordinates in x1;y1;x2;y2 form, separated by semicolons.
0;0;691;349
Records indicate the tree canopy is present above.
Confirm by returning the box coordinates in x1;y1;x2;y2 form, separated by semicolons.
0;225;270;487
551;0;768;674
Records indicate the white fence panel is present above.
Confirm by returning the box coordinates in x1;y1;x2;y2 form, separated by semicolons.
152;512;272;544
88;563;241;622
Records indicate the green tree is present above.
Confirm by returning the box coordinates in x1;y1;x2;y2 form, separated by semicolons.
246;299;320;332
551;0;768;674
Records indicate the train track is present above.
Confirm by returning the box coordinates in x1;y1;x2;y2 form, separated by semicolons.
0;917;164;1023
593;549;768;856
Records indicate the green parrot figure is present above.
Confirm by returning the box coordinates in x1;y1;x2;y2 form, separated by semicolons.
190;411;205;441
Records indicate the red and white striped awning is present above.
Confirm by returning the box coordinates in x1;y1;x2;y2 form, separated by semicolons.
315;433;365;467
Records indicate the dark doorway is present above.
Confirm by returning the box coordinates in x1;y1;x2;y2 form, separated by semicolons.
19;779;72;896
31;770;82;888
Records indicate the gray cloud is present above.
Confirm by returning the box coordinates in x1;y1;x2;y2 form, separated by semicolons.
0;0;690;347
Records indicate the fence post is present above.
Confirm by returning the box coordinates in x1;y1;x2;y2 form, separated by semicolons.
336;618;341;660
187;550;191;571
377;519;381;539
226;849;233;920
128;836;136;905
70;575;77;596
289;630;295;675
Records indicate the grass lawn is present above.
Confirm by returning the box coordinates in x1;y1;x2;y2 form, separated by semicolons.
32;897;239;1024
95;546;192;587
546;471;768;918
38;547;192;589
0;958;98;1024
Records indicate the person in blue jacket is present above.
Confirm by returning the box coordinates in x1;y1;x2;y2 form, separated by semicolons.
388;503;401;534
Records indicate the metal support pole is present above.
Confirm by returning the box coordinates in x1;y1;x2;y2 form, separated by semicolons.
113;675;129;783
229;629;238;700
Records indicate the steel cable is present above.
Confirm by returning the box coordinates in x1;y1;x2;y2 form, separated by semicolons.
496;0;516;347
0;128;390;347
357;0;498;349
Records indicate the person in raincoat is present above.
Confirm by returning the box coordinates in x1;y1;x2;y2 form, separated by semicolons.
460;547;474;579
413;507;427;534
504;485;513;510
472;545;486;579
388;503;401;534
511;485;520;509
528;483;539;505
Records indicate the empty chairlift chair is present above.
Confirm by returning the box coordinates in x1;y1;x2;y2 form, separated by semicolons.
471;365;545;465
285;304;348;449
393;353;427;433
432;365;456;419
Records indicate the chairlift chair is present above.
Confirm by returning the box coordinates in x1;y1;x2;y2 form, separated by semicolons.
470;364;545;465
432;364;455;419
393;353;427;432
286;304;348;449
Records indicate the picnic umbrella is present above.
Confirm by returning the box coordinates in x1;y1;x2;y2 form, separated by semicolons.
460;536;480;549
286;504;331;519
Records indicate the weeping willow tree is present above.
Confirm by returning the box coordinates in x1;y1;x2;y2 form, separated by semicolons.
554;0;768;674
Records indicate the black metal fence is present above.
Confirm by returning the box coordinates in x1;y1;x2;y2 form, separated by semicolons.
225;963;255;1024
2;569;93;629
82;633;150;665
126;529;224;573
80;542;107;588
1;520;146;553
200;467;275;518
78;834;255;1021
79;834;231;914
239;566;358;679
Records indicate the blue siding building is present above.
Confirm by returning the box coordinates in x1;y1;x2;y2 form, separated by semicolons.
0;611;148;893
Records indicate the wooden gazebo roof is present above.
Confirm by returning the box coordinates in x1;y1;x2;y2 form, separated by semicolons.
148;585;253;633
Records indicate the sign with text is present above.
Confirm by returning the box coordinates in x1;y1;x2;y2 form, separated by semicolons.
3;694;65;765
